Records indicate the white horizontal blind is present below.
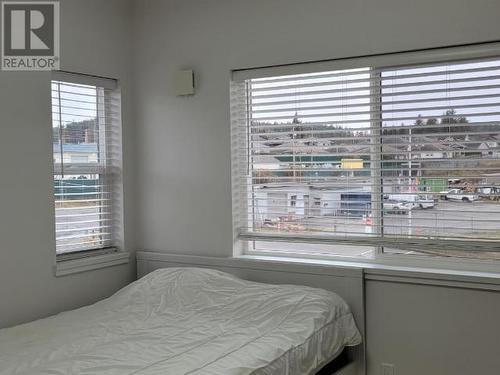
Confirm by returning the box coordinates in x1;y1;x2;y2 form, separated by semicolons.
51;73;122;255
231;53;500;259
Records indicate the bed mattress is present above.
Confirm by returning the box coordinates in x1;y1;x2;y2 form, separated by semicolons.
0;267;361;375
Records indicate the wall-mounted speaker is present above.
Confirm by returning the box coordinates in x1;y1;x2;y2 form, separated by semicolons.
174;69;195;96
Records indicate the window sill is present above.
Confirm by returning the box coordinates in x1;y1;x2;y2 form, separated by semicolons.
55;251;129;277
235;254;500;291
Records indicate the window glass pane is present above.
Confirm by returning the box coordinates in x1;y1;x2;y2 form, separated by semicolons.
52;81;100;166
242;68;378;258
54;174;112;254
381;59;500;256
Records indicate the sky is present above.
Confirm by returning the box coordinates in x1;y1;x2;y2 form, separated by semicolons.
51;81;98;128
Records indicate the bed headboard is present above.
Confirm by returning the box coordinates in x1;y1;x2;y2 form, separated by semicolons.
136;251;366;375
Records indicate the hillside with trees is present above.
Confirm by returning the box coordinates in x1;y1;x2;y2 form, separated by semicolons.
53;118;97;144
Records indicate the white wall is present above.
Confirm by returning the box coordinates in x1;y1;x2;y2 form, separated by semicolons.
132;1;500;374
0;0;136;328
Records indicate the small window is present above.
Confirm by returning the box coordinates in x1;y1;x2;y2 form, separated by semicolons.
51;72;122;256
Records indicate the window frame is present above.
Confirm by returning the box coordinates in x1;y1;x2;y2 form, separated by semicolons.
230;42;500;273
51;71;125;264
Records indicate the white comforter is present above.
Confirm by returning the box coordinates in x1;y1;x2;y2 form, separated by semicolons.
0;267;361;375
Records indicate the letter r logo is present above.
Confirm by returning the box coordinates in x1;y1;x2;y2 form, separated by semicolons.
2;2;57;56
10;9;49;50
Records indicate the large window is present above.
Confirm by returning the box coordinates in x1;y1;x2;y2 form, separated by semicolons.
231;46;500;262
51;72;122;256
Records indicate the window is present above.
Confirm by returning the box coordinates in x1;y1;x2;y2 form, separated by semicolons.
52;72;122;256
231;45;500;262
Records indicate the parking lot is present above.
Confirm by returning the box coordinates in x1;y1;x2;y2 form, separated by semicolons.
253;200;500;259
384;200;500;239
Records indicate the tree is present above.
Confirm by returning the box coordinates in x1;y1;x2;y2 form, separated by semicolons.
415;115;424;126
440;109;468;125
60;118;97;144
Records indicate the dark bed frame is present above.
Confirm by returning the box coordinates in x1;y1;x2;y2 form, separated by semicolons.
315;347;349;374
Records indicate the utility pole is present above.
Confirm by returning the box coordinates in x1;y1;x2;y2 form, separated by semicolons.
408;126;412;237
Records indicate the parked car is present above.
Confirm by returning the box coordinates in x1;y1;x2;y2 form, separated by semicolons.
414;194;435;209
383;200;411;214
442;189;479;202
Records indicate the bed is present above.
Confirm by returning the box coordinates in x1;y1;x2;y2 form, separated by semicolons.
0;261;362;375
